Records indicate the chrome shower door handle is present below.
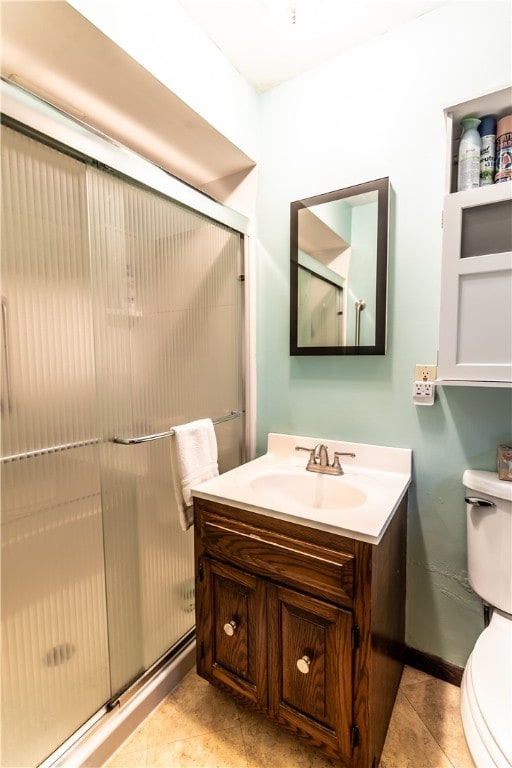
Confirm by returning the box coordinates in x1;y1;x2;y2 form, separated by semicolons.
1;296;12;413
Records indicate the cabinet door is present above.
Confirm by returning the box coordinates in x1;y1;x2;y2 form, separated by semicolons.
268;583;353;760
438;185;512;383
196;557;267;708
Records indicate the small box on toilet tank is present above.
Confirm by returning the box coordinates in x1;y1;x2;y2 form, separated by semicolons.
497;444;512;481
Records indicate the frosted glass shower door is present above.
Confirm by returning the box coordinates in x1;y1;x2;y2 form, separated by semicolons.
1;126;110;767
87;167;245;695
1;121;245;768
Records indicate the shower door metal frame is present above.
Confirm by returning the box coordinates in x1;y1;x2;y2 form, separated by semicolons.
1;79;250;236
1;78;252;767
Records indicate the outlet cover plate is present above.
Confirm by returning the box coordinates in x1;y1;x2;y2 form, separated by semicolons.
415;364;437;381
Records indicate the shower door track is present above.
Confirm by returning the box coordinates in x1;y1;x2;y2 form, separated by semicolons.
105;627;196;711
41;628;196;768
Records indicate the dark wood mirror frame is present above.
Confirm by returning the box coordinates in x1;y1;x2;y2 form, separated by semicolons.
290;177;389;356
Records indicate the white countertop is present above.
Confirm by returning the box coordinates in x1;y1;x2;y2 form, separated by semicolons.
192;433;412;544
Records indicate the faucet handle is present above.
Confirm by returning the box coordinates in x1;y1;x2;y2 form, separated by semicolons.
295;446;316;465
332;451;356;473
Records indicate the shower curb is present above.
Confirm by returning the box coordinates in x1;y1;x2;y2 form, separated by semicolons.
47;638;196;768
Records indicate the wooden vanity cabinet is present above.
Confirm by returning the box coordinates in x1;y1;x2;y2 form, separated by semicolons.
194;495;407;768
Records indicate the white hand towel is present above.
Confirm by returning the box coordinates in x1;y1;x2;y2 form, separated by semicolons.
170;418;219;531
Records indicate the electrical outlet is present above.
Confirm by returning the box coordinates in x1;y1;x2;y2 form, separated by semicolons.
415;364;437;382
413;380;435;406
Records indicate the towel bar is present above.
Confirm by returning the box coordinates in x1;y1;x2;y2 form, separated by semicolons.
112;410;243;445
1;412;243;461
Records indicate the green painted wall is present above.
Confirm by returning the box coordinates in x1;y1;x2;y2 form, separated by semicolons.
255;2;512;666
61;0;512;668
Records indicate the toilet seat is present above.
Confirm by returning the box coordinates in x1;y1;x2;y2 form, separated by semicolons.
461;610;512;768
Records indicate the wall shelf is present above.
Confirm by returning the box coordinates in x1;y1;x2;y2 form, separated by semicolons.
445;85;512;194
438;85;512;387
436;379;511;389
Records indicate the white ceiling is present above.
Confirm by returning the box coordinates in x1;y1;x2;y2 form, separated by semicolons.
177;0;448;92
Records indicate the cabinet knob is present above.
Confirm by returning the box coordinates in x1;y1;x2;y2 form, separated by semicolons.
223;620;237;637
296;655;311;674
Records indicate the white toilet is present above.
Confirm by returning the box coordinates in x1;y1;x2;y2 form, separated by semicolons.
461;469;512;768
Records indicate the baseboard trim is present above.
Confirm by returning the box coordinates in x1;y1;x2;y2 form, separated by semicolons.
404;645;463;687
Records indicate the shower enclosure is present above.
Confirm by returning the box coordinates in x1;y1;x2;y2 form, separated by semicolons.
1;107;246;768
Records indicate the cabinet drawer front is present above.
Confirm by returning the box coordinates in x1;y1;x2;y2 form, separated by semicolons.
201;515;354;605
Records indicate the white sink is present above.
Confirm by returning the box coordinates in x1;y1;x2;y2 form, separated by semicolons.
249;469;367;511
192;433;412;544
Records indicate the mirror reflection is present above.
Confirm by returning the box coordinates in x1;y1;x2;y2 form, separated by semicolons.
290;177;389;355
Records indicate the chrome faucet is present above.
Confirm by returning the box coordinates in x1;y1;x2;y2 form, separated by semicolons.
313;443;329;467
295;444;356;476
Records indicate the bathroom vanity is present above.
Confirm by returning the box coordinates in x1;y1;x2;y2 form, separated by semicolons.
192;434;411;768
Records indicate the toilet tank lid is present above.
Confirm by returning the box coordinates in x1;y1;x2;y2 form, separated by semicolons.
463;470;512;502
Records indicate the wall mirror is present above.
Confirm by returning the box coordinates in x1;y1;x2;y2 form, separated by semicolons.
290;176;389;355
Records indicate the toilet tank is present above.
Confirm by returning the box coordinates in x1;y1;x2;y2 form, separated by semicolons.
463;469;512;614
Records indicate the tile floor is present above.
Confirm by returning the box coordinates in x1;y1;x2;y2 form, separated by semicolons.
104;666;475;768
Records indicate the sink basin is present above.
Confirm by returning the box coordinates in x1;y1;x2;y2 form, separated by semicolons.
192;432;412;544
250;470;366;511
